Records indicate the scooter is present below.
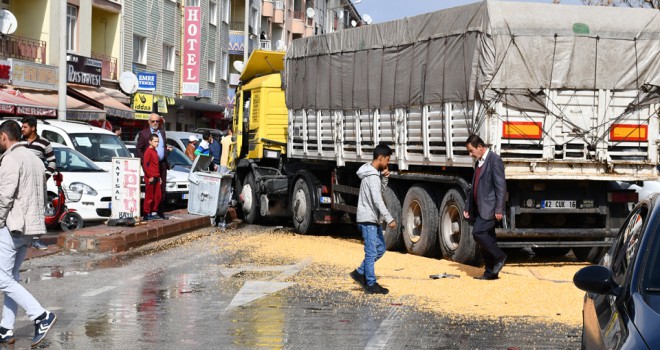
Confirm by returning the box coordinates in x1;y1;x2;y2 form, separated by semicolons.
45;172;84;231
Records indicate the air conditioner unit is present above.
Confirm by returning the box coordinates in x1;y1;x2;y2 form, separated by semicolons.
274;1;283;10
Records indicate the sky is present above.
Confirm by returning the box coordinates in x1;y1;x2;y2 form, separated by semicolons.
354;0;584;23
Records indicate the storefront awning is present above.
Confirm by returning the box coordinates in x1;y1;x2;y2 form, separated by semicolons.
100;86;130;105
68;84;135;119
173;98;225;113
0;90;57;117
19;89;106;121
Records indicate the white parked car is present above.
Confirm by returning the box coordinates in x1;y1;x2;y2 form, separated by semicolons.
49;144;112;222
38;120;131;171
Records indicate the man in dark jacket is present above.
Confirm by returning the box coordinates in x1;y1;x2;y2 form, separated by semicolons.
135;113;169;220
463;134;507;280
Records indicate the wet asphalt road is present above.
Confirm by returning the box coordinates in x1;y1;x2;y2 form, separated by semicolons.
5;227;581;349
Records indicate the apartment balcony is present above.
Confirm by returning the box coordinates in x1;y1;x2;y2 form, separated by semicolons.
91;53;117;81
260;40;272;50
262;0;274;17
291;11;305;35
273;0;284;23
0;35;47;64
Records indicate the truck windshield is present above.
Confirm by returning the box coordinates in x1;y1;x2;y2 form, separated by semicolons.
70;133;131;162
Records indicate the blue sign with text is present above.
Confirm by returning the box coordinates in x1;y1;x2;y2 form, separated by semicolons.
137;72;157;91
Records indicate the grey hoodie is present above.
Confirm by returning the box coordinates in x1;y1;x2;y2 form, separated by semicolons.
356;163;394;225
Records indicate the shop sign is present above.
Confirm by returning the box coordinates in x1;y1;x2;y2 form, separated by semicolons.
135;113;150;120
0;59;11;85
111;157;141;220
182;6;201;96
137;72;157;91
9;59;58;90
66;54;102;87
16;106;57;118
133;93;153;113
155;95;168;113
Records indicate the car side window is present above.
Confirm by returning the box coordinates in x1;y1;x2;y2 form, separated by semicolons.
42;130;66;145
611;205;648;286
167;139;179;150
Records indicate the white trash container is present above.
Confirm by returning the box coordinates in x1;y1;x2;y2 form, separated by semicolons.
187;155;233;224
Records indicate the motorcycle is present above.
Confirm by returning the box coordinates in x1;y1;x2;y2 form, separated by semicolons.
45;172;84;231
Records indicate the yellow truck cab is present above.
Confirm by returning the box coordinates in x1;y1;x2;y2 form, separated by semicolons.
230;50;287;169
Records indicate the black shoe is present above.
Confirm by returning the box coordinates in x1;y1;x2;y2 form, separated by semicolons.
473;273;499;280
492;255;507;276
143;215;150;222
365;282;389;294
350;269;367;290
156;213;169;220
0;327;15;344
32;240;48;250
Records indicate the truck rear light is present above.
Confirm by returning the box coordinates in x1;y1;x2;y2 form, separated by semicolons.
607;191;638;203
609;124;648;142
322;185;330;194
502;121;542;139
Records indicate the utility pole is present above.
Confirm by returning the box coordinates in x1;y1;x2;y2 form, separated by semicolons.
58;0;67;121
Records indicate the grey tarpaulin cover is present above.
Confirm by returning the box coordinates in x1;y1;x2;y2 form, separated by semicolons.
285;0;660;110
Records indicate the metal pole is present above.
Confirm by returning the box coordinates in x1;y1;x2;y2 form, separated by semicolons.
58;0;67;121
243;0;249;64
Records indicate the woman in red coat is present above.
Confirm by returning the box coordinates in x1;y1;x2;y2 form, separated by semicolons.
142;134;162;221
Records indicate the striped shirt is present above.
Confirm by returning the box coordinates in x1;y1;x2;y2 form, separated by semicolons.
20;135;56;177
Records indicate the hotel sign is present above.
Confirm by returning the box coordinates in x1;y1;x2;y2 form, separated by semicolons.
182;6;201;96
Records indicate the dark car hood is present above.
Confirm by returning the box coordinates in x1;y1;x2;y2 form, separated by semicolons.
632;293;660;348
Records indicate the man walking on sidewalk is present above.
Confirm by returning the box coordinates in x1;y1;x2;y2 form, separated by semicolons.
20;116;55;251
0;121;57;347
350;144;397;294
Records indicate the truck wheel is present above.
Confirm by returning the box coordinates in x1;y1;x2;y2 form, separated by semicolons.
292;178;314;234
438;188;479;265
383;186;403;251
402;185;439;257
573;247;607;263
241;173;260;224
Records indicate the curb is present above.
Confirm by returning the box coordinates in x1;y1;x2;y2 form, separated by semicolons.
57;209;211;253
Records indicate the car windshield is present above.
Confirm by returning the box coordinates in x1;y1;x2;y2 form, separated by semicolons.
168;147;192;167
70;133;131;162
53;147;105;172
642;217;660;293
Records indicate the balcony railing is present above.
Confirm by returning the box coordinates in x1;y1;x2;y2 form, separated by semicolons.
260;40;271;50
91;52;118;81
230;21;245;31
293;11;304;20
0;35;47;64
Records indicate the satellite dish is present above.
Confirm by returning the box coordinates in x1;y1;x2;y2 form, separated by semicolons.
362;14;373;25
306;8;315;19
337;10;344;20
233;60;244;73
0;10;17;35
118;71;138;94
351;20;357;27
276;40;286;51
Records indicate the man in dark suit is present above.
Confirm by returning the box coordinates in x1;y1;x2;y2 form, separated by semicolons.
135;113;170;220
463;134;507;280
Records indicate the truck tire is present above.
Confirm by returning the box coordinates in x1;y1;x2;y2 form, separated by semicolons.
573;247;607;263
241;173;260;224
438;188;479;265
292;178;314;234
402;185;439;257
383;186;403;251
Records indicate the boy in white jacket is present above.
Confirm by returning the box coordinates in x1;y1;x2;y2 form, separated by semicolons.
350;144;397;294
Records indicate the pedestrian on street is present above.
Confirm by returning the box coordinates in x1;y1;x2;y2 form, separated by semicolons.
135;113;170;220
142;134;162;221
0;120;57;347
208;131;222;171
185;135;198;161
220;128;233;173
350;144;396;295
194;131;211;157
113;125;122;138
19;116;55;251
463;134;507;280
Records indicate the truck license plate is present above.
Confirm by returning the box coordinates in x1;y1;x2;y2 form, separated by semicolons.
542;200;576;209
